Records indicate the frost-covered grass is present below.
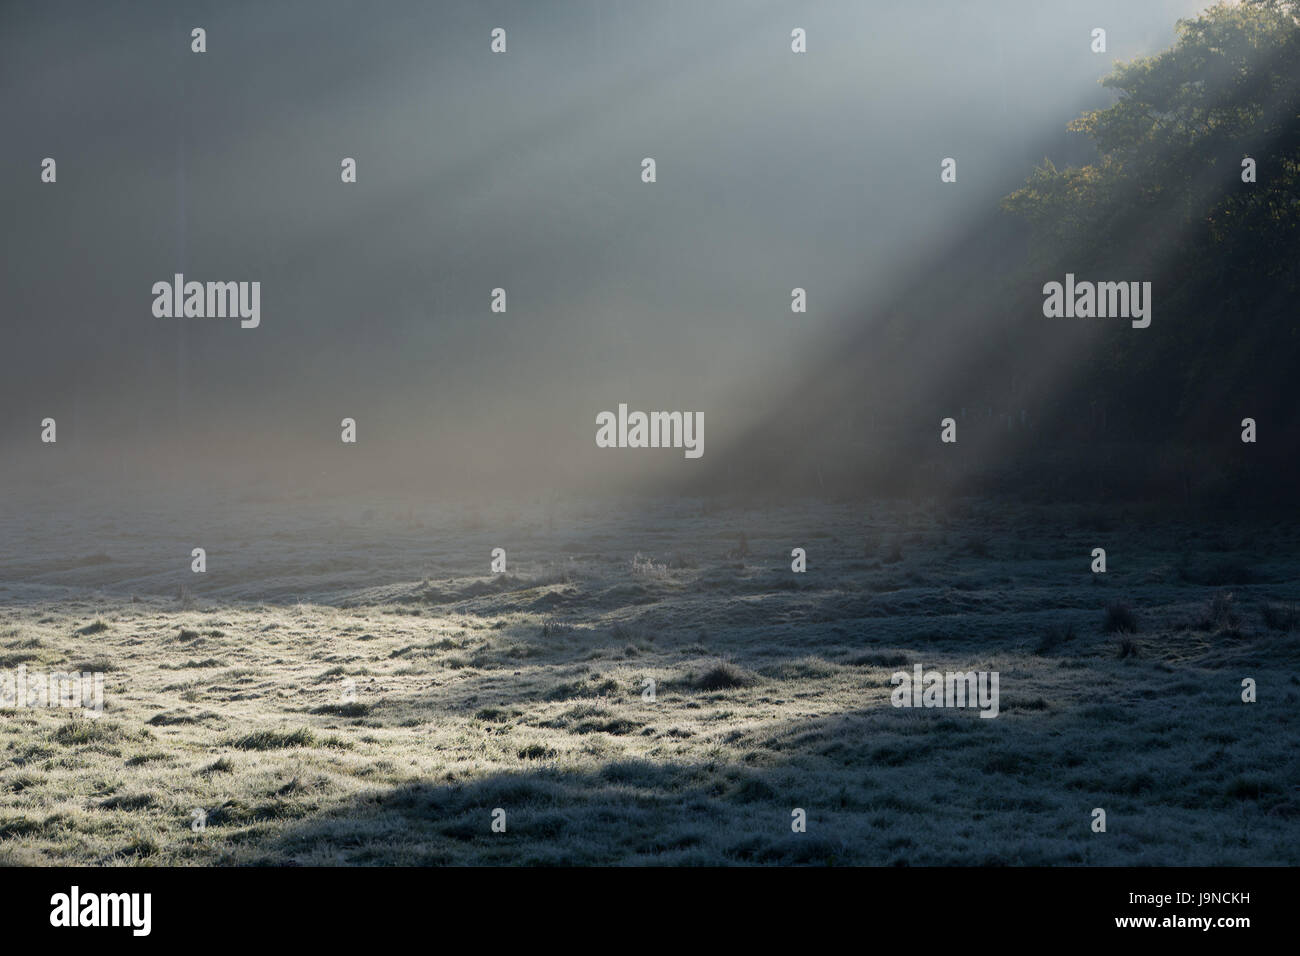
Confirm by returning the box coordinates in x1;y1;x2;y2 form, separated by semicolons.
0;493;1296;865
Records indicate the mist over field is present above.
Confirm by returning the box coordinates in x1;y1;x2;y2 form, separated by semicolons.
1;0;1228;498
1;0;1297;868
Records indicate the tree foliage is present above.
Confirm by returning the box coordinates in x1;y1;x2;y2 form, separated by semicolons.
1003;0;1300;446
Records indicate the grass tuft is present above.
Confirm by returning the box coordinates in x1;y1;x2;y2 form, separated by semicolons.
230;728;314;750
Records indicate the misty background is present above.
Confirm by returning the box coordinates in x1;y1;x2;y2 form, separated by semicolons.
0;0;1253;503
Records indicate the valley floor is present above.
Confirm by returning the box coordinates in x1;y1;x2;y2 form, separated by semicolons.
0;490;1296;864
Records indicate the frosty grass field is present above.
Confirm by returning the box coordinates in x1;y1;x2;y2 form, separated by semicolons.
1;486;1296;865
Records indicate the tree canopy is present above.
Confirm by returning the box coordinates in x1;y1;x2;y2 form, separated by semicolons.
1002;0;1299;457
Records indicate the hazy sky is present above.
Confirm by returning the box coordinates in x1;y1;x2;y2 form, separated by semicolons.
0;0;1214;495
